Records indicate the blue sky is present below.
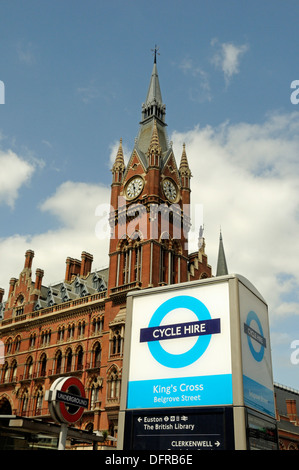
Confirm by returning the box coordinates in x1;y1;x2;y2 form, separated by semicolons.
1;0;299;390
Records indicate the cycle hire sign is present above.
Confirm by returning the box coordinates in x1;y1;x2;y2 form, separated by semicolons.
126;281;232;409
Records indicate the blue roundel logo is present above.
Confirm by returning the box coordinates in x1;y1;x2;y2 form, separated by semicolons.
245;310;266;362
147;295;213;368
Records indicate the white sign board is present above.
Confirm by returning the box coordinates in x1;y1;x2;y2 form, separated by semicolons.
126;281;232;409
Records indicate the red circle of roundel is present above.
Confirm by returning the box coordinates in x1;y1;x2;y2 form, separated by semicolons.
59;377;86;424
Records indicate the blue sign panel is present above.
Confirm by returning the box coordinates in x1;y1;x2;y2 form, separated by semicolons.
127;374;233;409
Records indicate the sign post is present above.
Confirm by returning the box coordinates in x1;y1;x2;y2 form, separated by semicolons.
118;274;278;450
45;376;89;450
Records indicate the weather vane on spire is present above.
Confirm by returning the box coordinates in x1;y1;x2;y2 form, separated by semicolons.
151;44;160;64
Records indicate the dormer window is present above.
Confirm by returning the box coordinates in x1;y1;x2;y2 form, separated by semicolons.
93;274;107;292
15;295;24;317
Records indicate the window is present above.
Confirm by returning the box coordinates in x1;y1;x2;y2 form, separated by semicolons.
25;356;33;379
65;348;73;372
39;354;47;377
1;362;9;383
92;317;103;335
57;326;65;343
15;295;24;317
111;330;122;356
5;338;12;355
67;324;75;340
92;342;101;368
29;333;36;349
14;336;21;353
35;386;43;416
55;350;62;374
93;274;106;292
90;377;100;409
107;367;121;399
20;388;29;416
78;321;85;338
10;360;17;382
76;346;84;370
122;240;130;284
41;330;51;347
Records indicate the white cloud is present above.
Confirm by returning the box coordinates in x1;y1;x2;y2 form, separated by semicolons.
178;57;212;103
76;83;100;104
171;111;299;324
0;150;36;207
0;181;111;293
211;39;248;85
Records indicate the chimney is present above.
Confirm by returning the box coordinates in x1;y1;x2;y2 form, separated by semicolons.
80;252;93;277
65;257;81;282
286;399;297;422
34;269;44;291
8;278;17;297
0;288;4;303
24;250;34;269
65;257;73;282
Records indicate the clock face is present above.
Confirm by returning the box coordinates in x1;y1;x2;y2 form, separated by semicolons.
163;179;177;202
126;177;144;199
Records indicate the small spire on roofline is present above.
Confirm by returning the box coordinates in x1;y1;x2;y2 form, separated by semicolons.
216;228;228;276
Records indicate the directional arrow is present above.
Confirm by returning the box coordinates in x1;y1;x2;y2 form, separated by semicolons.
137;417;142;423
214;441;220;447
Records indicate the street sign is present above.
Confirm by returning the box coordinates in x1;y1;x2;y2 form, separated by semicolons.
46;376;88;425
123;407;235;451
55;390;89;409
118;275;278;450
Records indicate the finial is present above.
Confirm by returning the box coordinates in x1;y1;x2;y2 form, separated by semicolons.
151;44;160;64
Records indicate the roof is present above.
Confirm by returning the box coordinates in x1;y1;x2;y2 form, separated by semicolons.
274;383;299;416
33;267;108;311
274;383;299;437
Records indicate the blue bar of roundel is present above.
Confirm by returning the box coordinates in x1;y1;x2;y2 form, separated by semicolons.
127;374;232;409
140;318;220;343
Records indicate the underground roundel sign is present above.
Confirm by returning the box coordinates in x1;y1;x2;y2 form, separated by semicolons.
47;376;88;424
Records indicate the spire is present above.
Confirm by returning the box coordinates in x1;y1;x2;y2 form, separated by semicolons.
179;143;192;177
112;139;125;169
111;138;125;182
145;61;163;108
136;50;169;156
141;48;166;125
216;230;228;276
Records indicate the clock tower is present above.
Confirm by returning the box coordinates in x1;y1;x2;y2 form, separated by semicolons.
107;54;211;299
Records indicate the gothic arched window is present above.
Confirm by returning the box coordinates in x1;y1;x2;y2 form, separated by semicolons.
92;342;101;368
55;350;62;374
107;366;121;399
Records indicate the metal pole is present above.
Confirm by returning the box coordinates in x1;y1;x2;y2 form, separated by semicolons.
58;423;68;450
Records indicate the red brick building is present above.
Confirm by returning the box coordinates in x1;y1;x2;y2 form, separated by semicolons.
275;383;299;450
0;57;212;445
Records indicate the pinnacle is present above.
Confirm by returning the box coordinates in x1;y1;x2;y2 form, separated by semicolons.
179;143;191;176
147;119;162;156
112;138;125;172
